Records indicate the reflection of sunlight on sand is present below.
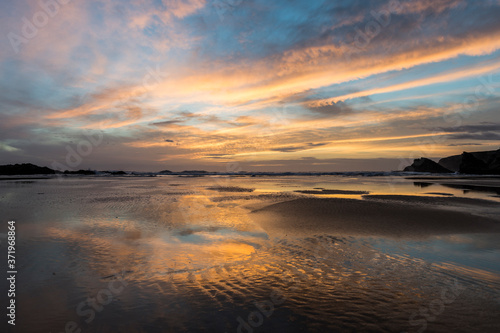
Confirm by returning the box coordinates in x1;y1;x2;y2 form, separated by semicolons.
42;210;265;283
173;193;268;233
138;236;259;274
4;176;500;332
208;241;255;260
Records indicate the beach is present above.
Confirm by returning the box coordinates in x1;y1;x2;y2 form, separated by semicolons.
3;0;500;330
250;196;500;238
1;174;500;332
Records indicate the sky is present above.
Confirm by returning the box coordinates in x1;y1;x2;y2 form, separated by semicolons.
1;0;500;172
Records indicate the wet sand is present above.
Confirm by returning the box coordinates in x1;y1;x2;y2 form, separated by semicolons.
2;176;500;332
250;196;500;239
407;176;500;194
362;194;500;207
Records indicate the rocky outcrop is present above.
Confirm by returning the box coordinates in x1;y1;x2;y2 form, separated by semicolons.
0;164;101;176
438;149;500;175
403;158;452;173
0;163;56;175
459;149;500;174
459;152;488;174
63;170;96;175
489;153;500;172
438;154;462;172
108;171;127;175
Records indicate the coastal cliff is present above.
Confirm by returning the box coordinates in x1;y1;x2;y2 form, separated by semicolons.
405;148;500;174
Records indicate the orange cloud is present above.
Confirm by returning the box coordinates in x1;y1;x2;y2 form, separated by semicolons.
309;60;500;106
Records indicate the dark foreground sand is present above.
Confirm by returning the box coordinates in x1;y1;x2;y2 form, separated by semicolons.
250;196;500;238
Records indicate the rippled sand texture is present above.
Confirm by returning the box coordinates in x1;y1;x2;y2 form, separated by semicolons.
1;176;500;332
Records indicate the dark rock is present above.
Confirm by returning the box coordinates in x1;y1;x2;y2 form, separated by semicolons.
158;170;173;174
489;153;500;171
438;154;462;172
109;171;127;175
0;163;56;175
64;169;96;175
181;170;208;174
458;149;500;175
439;148;500;175
459;152;488;174
403;158;452;173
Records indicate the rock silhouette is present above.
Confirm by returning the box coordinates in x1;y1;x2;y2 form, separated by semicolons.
403;158;452;173
405;148;500;174
439;149;500;175
0;163;55;175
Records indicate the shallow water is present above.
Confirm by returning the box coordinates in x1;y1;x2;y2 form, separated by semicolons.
1;176;500;332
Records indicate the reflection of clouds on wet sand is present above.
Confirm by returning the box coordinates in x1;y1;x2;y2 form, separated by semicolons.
1;176;500;331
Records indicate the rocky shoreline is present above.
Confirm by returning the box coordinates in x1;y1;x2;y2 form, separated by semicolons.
404;148;500;174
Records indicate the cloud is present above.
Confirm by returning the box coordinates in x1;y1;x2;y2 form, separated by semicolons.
308;60;500;105
0;142;20;152
270;142;327;153
2;0;500;170
437;122;500;141
152;120;184;127
162;0;206;19
398;0;464;15
447;143;483;146
449;132;500;140
307;101;354;117
439;123;500;133
241;157;404;172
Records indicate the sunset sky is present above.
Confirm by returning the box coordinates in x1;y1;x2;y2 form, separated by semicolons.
1;0;500;172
